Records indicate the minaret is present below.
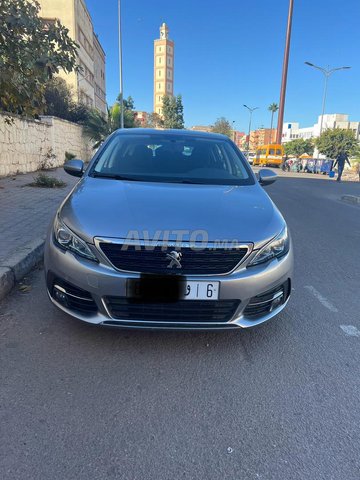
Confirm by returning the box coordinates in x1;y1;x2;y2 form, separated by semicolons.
153;23;174;116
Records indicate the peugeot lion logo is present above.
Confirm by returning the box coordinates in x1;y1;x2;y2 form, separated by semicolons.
166;250;182;269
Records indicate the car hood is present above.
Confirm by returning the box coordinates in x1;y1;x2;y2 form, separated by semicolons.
60;177;285;248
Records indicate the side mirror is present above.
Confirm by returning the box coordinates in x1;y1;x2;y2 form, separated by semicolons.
64;159;84;177
258;168;277;186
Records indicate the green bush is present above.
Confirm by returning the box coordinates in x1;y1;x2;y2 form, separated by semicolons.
28;173;66;188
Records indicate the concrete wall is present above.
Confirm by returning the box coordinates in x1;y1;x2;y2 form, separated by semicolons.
0;113;93;177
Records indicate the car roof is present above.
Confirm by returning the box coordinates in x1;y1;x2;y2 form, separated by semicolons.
113;128;230;141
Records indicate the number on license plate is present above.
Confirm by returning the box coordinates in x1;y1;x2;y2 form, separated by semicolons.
183;281;219;300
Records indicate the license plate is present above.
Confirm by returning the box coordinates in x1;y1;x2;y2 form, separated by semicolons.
183;281;219;300
127;278;219;301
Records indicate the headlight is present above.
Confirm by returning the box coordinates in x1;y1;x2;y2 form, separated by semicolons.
249;227;289;266
53;215;98;262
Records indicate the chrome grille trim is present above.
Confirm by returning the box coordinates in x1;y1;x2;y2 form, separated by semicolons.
94;237;253;276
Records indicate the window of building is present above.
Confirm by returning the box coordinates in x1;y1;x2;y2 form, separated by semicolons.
158;96;161;102
41;18;56;31
269;149;275;155
158;57;161;64
78;25;93;57
158;70;161;77
167;57;172;66
158;109;161;114
167;82;171;92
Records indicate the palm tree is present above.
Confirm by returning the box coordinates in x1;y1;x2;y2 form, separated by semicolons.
268;103;279;143
82;99;140;149
82;107;116;149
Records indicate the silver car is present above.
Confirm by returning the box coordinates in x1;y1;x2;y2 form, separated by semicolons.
45;129;293;330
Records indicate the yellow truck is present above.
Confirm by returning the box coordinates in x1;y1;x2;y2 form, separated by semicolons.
253;144;284;168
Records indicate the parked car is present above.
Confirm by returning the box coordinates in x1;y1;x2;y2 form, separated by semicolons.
247;152;256;164
45;129;293;330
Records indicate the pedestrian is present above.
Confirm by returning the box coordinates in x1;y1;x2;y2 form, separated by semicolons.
333;152;351;182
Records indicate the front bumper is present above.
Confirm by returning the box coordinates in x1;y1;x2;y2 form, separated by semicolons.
44;236;293;330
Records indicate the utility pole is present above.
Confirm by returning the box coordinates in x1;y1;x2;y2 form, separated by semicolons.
118;0;124;128
276;0;294;144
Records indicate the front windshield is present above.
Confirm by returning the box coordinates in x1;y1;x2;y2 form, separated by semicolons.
90;133;255;186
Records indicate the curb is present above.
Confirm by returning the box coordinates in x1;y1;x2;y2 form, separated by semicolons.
341;195;360;206
0;237;45;301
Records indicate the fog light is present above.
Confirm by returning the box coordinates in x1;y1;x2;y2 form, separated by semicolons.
270;293;284;312
53;286;68;306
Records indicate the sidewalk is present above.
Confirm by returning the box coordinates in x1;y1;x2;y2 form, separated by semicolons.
0;168;78;300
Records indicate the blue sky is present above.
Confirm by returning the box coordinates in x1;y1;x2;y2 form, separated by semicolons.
86;0;360;132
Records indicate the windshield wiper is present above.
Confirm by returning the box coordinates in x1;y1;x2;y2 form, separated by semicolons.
177;179;206;184
91;172;140;181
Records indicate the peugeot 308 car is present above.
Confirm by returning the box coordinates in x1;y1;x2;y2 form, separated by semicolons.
45;129;293;330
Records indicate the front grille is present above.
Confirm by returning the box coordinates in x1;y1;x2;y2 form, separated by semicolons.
243;280;290;319
104;297;240;323
99;243;249;275
50;277;98;314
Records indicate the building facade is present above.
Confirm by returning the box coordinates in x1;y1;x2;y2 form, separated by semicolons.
93;35;106;114
233;131;246;150
190;126;213;133
134;111;148;127
249;128;276;150
38;0;106;115
282;114;360;143
153;23;174;116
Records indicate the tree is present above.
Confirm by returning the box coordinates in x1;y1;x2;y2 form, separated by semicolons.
268;103;278;142
43;77;89;123
82;94;139;148
176;95;184;128
0;0;78;116
82;107;116;149
315;128;359;159
211;117;232;137
114;95;139;128
144;112;163;128
162;95;184;129
284;138;314;157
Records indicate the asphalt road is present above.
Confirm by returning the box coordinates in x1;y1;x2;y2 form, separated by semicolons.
1;174;360;480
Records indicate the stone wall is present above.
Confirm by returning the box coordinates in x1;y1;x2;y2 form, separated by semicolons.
0;113;93;177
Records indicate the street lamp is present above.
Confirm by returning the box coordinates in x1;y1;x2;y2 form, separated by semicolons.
304;62;351;137
243;105;258;158
232;120;236;142
118;0;124;128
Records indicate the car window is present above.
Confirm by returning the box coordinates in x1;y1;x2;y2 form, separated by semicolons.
91;133;255;186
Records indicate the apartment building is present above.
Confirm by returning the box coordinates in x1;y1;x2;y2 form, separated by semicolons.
38;0;106;115
249;128;276;150
282;114;360;142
